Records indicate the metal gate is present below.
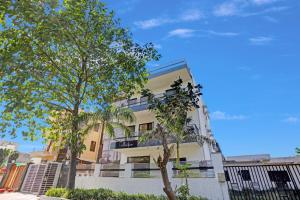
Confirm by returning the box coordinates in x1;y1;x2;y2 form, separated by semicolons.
20;162;62;195
224;164;300;200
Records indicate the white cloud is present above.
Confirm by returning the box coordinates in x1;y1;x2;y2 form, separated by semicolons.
249;36;273;45
252;0;278;6
213;2;239;16
134;9;203;29
168;29;196;38
283;117;299;123
153;43;162;49
263;16;278;23
134;18;172;29
180;9;203;21
166;29;240;39
213;0;288;17
206;30;239;37
211;111;247;120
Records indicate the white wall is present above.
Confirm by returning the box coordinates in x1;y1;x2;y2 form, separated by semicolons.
75;176;227;200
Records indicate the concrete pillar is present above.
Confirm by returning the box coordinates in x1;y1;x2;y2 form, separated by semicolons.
120;163;132;178
94;164;101;177
211;153;230;200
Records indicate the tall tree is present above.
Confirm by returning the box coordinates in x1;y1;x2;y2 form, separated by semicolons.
141;78;202;200
0;0;159;188
91;106;135;163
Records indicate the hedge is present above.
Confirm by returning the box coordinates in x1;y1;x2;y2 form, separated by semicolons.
46;188;206;200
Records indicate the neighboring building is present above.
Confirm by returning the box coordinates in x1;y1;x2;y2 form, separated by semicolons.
224;154;300;199
0;141;18;151
30;125;103;164
225;154;300;165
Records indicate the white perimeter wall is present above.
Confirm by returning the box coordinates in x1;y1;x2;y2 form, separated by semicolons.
75;176;228;200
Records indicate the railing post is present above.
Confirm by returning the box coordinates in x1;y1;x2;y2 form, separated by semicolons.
94;164;101;177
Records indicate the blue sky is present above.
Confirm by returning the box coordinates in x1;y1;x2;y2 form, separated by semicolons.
5;0;300;157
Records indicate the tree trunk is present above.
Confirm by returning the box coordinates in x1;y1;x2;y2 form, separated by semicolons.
96;121;105;163
160;165;177;200
66;150;77;189
176;141;180;165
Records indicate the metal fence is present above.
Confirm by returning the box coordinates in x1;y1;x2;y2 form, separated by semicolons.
224;164;300;200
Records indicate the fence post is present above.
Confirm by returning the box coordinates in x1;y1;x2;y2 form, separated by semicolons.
120;163;132;178
94;164;101;177
211;152;230;200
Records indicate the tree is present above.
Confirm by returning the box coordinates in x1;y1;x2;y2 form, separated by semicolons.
91;106;135;163
141;78;201;200
0;0;159;189
0;149;11;167
296;147;300;155
0;148;19;167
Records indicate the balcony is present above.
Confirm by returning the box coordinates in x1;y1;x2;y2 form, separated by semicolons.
119;93;164;112
110;124;200;150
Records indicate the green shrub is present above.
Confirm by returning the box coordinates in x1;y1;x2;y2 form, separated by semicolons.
46;187;205;200
45;188;68;197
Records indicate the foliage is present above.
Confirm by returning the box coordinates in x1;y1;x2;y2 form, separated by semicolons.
46;188;69;198
296;147;300;155
1;0;159;188
176;185;190;200
140;78;202;200
0;148;19;167
46;188;206;200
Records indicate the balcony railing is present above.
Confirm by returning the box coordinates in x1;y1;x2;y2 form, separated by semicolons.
97;160;215;179
172;160;215;178
110;124;200;150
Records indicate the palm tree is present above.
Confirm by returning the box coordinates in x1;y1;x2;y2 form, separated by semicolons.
85;105;135;163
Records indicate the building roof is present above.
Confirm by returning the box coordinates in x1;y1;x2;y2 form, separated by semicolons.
224;154;300;165
148;60;192;79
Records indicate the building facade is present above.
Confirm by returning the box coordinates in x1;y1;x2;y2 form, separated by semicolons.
100;60;219;166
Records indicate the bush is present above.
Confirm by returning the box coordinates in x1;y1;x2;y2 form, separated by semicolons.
46;188;68;198
46;188;205;200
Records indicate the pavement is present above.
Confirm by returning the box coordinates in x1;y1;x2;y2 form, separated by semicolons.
0;192;39;200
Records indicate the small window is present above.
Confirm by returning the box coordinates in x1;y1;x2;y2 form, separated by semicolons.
90;141;96;152
94;124;100;132
128;98;137;106
268;171;290;183
139;122;153;135
238;170;251;181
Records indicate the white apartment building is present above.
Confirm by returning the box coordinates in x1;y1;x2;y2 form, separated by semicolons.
100;60;218;165
75;61;230;200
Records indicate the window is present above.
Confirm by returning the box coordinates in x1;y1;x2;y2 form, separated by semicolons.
238;170;251;181
90;141;96;152
127;156;150;163
165;88;176;97
139;122;153;135
128;98;137;106
268;171;290;183
127;125;135;134
224;170;230;181
94;124;100;132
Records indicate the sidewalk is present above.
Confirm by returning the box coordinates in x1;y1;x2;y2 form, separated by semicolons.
0;192;38;200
